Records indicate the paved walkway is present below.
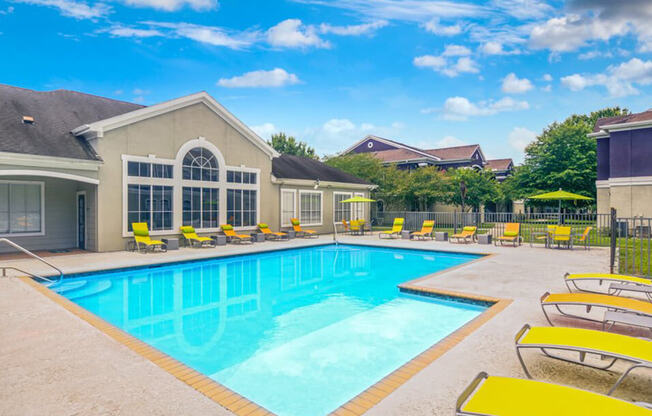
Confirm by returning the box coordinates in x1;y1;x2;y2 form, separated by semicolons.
1;235;650;415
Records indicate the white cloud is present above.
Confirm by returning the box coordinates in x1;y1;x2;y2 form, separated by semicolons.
479;41;520;55
267;19;330;49
436;135;466;147
107;25;163;38
391;121;405;129
304;118;404;155
491;0;552;20
251;123;278;139
443;96;529;121
542;73;552;82
541;84;552;92
414;46;478;77
508;126;536;153
527;0;652;54
0;6;14;14
143;21;258;49
217;68;300;88
292;0;486;23
122;0;216;11
442;44;471;56
14;0;111;19
323;118;356;134
319;20;387;36
561;57;652;97
422;18;463;36
501;73;533;94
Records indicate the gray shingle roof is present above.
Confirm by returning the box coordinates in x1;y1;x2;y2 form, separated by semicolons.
272;154;370;185
0;84;143;160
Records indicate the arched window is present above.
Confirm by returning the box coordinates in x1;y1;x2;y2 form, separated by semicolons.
182;147;219;182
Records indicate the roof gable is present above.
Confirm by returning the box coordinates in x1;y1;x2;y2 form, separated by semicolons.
342;135;441;160
74;91;279;159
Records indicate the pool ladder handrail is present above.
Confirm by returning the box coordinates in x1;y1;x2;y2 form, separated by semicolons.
0;238;63;286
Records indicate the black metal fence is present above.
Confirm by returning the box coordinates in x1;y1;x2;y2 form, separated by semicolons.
371;209;652;277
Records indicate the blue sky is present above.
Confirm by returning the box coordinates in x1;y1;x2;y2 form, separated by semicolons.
1;0;652;162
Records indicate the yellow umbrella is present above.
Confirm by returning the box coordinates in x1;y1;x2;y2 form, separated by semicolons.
528;188;593;221
339;196;376;203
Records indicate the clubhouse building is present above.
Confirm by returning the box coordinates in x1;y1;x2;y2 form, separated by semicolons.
592;109;652;217
0;85;372;253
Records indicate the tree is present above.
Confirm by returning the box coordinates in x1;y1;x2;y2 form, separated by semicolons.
268;132;317;159
398;166;450;211
446;168;499;212
506;107;628;210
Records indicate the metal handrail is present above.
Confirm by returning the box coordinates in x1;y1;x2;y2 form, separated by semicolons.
0;238;63;285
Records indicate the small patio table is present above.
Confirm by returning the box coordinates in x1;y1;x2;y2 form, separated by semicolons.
529;231;551;248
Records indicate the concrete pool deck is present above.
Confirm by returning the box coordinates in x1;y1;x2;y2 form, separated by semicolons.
1;235;650;415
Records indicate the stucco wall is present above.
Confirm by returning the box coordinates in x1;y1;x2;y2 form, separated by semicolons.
0;176;95;253
91;102;277;252
609;185;652;218
596;187;610;216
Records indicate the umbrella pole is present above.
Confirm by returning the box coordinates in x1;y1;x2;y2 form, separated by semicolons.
558;199;562;225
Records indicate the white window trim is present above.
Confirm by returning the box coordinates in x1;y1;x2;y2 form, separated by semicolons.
0;180;45;237
225;188;260;231
280;188;296;227
299;190;323;226
121;138;262;236
333;191;353;223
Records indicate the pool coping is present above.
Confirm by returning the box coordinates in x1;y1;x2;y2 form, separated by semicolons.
20;244;509;416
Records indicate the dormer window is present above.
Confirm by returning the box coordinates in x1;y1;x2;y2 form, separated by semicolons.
22;116;34;125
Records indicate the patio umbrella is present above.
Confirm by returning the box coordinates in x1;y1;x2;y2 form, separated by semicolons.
339;196;376;203
528;188;593;222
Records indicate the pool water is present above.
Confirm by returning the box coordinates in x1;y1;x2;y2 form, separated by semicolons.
53;244;485;416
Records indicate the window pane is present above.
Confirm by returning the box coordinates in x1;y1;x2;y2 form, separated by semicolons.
139;163;151;177
139;185;150;211
234;171;242;183
182;166;191;180
227;171;234;183
250;173;257;184
128;161;139;176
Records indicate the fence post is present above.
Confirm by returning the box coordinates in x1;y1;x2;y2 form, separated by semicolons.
453;211;458;234
609;208;617;274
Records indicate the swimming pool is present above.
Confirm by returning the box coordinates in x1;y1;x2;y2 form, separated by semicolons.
53;244;486;415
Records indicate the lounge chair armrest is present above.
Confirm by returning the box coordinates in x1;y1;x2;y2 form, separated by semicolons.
540;291;550;303
456;372;488;414
514;324;531;344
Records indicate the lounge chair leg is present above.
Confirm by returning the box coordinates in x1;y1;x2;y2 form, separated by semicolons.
607;364;652;396
516;347;533;378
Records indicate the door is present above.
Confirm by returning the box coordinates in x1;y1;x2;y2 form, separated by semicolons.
77;192;86;250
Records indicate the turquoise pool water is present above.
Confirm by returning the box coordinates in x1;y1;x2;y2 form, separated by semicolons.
53;244;485;416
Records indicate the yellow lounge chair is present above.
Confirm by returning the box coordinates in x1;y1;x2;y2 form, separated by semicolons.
574;226;593;250
290;218;318;238
450;226;477;244
540;292;652;326
564;272;652;299
456;372;651;416
495;222;520;247
220;224;253;244
531;224;557;247
131;222;167;253
410;220;434;240
180;225;215;248
515;324;652;395
552;226;572;249
379;217;404;239
258;223;288;240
